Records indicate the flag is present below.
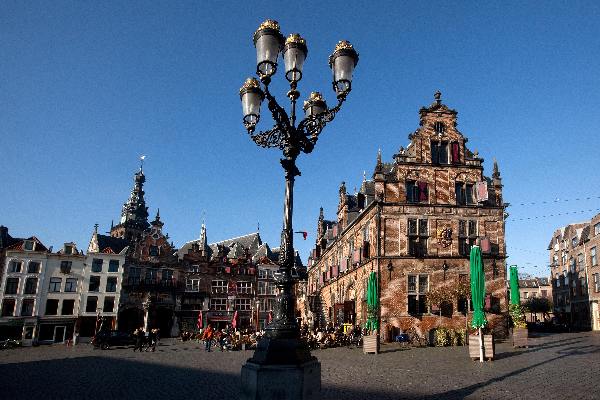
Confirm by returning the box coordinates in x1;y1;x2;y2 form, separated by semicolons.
197;310;203;329
295;231;308;240
231;311;238;330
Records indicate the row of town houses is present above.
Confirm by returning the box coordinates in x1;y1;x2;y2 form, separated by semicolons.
0;165;301;344
3;93;598;345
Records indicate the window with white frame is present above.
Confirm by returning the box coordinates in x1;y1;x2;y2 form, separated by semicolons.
91;258;103;273
24;277;37;294
5;278;19;294
49;277;62;292
210;298;227;311
407;274;428;314
186;278;200;292
106;277;117;292
258;281;268;295
258;269;268;279
27;261;40;273
108;260;119;272
237;281;252;294
259;298;274;312
65;278;77;292
23;240;35;251
235;298;251;311
591;246;597;266
595;222;600;236
212;280;227;293
9;261;22;273
594;273;600;293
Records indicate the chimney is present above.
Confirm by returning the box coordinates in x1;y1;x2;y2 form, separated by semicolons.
0;226;8;248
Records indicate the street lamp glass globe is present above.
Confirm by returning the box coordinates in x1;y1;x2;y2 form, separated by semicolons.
329;40;359;97
303;92;327;118
239;78;264;129
253;20;284;79
283;34;308;83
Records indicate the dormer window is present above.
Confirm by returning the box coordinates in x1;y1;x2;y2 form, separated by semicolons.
60;261;72;274
64;244;73;255
149;245;159;256
24;240;35;251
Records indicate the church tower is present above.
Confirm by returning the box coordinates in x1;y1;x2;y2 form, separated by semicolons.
110;164;150;243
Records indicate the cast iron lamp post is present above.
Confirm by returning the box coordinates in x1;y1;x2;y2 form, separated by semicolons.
239;19;358;400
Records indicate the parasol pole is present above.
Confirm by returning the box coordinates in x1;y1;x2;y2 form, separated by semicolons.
478;327;484;362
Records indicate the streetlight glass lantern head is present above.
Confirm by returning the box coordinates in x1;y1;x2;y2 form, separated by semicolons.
283;33;308;83
239;77;264;131
253;19;284;81
329;40;359;97
303;92;327;118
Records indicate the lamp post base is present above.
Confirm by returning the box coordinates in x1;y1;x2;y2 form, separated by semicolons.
240;358;321;400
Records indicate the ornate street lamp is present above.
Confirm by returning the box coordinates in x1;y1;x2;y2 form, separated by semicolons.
239;19;358;400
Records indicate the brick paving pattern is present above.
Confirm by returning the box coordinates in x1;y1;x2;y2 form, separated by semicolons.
1;332;598;399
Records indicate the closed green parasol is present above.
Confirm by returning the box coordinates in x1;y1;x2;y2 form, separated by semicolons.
365;271;379;331
509;265;520;305
470;245;487;362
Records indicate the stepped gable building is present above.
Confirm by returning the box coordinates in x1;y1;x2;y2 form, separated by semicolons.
548;213;600;331
305;92;508;339
178;229;303;331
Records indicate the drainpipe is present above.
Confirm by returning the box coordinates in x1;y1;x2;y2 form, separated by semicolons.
376;199;382;344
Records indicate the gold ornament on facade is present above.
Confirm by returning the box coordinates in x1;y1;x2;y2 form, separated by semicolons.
437;227;453;248
285;33;306;46
239;77;261;96
255;19;281;35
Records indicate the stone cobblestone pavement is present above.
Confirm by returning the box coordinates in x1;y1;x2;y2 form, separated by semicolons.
0;332;598;399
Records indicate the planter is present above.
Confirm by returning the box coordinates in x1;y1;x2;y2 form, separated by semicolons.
512;328;529;348
363;333;379;354
468;334;495;361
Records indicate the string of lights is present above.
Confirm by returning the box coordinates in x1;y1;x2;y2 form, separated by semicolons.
510;195;600;207
506;208;600;222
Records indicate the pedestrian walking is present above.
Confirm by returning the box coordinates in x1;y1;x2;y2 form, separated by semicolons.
202;324;214;352
133;327;145;352
146;328;156;352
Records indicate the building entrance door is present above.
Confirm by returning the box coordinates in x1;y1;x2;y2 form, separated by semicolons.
343;301;355;324
54;326;66;343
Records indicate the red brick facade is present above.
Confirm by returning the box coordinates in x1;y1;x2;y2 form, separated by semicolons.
304;93;508;340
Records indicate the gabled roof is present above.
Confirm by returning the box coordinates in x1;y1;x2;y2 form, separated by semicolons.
97;234;129;254
6;236;48;252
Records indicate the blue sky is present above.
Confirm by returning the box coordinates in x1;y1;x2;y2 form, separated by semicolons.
2;1;599;277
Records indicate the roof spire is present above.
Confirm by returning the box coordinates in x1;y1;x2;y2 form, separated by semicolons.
493;158;501;179
119;164;150;229
94;223;99;234
140;155;146;172
434;90;442;105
